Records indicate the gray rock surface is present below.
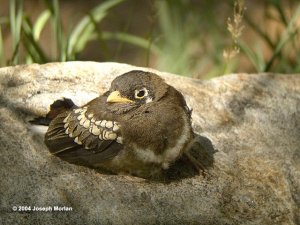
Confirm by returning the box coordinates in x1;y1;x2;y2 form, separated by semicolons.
0;62;299;225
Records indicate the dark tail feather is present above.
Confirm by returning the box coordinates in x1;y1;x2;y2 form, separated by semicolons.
29;117;52;126
29;98;77;126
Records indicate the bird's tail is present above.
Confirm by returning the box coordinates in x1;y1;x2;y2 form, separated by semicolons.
29;98;77;126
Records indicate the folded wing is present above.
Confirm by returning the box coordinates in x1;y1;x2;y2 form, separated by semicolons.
45;103;123;167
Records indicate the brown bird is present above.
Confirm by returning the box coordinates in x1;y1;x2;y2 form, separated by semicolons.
44;70;197;178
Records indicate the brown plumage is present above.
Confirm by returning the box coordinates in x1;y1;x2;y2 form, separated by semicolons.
44;70;194;178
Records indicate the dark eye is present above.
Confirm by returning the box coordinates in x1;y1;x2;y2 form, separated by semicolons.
134;88;148;99
137;90;145;97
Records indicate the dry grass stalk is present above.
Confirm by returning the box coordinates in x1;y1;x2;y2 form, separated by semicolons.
223;0;245;61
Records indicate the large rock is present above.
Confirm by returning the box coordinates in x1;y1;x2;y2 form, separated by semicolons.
0;62;299;225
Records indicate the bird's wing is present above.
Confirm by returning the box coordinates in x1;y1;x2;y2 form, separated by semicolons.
44;104;123;167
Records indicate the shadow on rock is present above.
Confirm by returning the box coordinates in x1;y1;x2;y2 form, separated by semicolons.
156;134;217;182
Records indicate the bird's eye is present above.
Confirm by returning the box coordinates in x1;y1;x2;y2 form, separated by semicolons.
134;88;148;99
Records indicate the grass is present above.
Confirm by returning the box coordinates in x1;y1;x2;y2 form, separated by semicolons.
154;0;300;77
240;1;300;73
0;0;300;77
2;0;158;66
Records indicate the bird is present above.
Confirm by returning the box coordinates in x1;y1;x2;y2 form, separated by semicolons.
43;70;198;178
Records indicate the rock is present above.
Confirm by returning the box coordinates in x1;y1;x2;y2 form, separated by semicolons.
0;62;299;225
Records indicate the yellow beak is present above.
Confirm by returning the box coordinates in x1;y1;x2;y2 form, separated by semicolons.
107;91;133;103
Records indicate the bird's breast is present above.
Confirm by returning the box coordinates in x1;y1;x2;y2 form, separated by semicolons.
132;112;192;169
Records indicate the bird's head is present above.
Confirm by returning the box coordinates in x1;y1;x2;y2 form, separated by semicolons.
107;70;169;106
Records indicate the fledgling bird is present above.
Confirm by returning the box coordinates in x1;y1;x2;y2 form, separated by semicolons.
44;70;196;178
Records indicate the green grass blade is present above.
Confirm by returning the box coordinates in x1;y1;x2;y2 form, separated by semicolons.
101;32;161;54
0;26;4;66
70;12;109;55
52;0;65;61
22;17;48;63
264;4;300;71
269;0;288;26
72;30;160;56
9;0;23;65
66;0;124;59
33;10;51;41
244;15;275;50
239;41;265;72
9;0;16;44
86;10;161;57
43;0;66;61
255;44;266;72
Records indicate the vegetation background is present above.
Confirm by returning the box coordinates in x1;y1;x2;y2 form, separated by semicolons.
0;0;299;79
